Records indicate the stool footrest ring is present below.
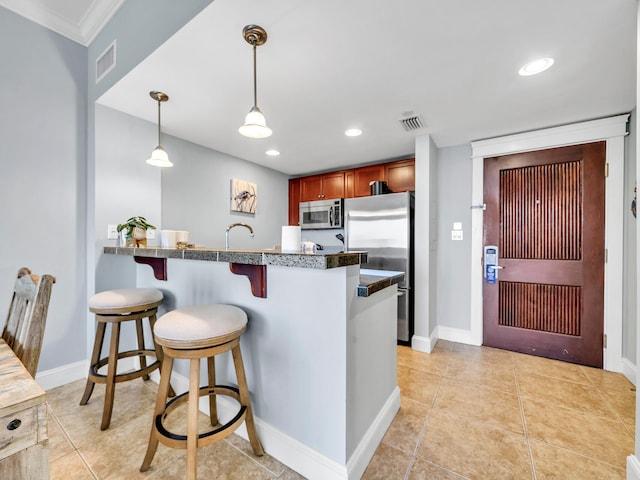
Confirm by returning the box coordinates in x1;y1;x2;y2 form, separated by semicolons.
155;385;246;449
88;350;160;383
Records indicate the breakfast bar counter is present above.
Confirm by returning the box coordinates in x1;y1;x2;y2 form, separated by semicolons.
103;246;400;480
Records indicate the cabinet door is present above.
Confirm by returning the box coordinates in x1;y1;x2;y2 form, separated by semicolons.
354;164;386;197
300;175;324;201
322;171;345;200
288;179;301;226
344;170;355;198
385;159;415;192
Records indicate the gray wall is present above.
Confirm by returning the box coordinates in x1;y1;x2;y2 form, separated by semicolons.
0;7;87;371
161;138;289;249
435;144;472;331
94;104;289;261
624;110;637;364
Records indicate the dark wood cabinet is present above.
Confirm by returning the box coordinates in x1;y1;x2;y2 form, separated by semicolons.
289;158;415;225
385;159;415;192
288;179;301;226
354;164;386;197
300;171;345;201
344;170;355;198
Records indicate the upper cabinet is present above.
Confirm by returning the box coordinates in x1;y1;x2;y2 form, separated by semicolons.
300;171;345;201
289;158;414;225
385;159;415;193
353;164;386;197
288;179;301;226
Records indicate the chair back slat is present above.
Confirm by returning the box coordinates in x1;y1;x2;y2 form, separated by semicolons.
2;268;55;377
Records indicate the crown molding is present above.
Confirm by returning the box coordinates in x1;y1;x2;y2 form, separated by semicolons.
0;0;124;46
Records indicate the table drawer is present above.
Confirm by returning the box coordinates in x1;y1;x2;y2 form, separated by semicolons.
0;405;38;460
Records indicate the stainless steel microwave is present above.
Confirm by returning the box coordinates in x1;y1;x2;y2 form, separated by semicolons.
299;198;344;229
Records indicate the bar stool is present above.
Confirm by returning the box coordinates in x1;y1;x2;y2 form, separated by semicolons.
80;288;173;430
140;304;264;480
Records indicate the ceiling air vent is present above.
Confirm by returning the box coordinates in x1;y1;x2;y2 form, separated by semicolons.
398;114;425;132
96;41;116;84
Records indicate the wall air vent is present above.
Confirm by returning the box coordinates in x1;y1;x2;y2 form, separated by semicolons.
398;114;425;132
96;40;116;84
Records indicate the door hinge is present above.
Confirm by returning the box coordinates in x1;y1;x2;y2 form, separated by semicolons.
605;248;608;263
605;163;609;177
603;333;607;348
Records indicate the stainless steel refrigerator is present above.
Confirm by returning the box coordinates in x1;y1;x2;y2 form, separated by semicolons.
344;191;414;344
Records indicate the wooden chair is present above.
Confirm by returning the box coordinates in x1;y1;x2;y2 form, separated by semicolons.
2;267;56;377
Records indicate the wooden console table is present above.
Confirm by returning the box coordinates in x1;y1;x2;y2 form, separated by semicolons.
0;339;49;479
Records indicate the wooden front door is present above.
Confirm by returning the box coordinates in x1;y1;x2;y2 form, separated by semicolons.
483;142;606;368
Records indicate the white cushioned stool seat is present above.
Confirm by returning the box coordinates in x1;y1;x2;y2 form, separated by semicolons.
89;288;163;311
154;304;247;348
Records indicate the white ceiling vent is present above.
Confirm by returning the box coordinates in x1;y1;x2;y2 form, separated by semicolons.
399;114;425;132
96;40;116;83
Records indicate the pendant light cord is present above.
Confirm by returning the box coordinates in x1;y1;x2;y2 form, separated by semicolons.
252;41;258;108
157;99;162;145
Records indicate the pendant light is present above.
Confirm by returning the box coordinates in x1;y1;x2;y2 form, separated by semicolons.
146;91;173;167
239;25;272;139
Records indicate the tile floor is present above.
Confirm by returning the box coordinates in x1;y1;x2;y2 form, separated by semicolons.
46;341;636;479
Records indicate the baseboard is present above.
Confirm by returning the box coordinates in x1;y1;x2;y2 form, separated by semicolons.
436;325;477;345
628;454;640;480
37;356;139;391
169;369;399;479
37;360;89;391
622;358;637;387
411;334;436;353
346;386;400;479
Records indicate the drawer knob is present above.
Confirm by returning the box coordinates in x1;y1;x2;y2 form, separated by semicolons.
6;419;21;430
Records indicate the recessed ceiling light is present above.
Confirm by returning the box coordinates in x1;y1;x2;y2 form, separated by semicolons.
265;149;280;156
519;58;554;76
345;128;362;137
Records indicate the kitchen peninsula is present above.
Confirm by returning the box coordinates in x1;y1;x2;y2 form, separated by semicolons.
103;246;401;480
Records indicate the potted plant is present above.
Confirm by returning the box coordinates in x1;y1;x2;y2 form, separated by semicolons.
117;216;155;248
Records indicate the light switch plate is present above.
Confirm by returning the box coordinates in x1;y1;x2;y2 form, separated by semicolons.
453;222;462;231
107;224;118;239
451;230;463;241
146;229;156;239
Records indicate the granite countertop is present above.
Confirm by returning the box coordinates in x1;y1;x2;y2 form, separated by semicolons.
357;269;405;297
103;246;367;270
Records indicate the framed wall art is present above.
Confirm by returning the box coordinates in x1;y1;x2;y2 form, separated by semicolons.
230;178;257;214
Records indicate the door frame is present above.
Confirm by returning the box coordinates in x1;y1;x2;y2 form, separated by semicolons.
470;114;629;372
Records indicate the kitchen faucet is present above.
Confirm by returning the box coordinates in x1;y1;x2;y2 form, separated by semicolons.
225;223;254;250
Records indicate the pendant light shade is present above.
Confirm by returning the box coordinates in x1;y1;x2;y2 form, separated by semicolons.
239;106;272;139
146;91;173;167
239;25;272;139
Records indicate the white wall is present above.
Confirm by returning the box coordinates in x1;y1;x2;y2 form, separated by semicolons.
435;145;472;332
161;139;289;249
94;103;289;272
624;109;637;365
412;134;437;351
0;7;87;372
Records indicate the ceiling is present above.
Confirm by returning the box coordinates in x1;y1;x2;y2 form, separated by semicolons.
6;1;638;176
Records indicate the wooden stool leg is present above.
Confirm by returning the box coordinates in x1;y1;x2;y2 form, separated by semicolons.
80;321;106;405
135;318;149;380
232;344;264;456
101;321;121;430
150;315;176;398
187;358;201;480
207;356;217;426
140;353;174;472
